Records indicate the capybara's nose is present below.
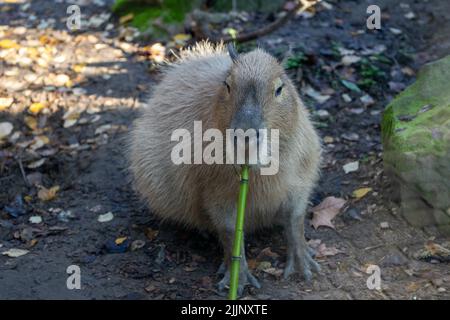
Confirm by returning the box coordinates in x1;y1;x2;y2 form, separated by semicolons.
232;106;263;133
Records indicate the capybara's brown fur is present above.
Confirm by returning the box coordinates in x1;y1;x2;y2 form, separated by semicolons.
130;42;322;293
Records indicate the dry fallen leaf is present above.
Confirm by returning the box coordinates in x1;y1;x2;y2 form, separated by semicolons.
24;116;38;130
256;261;272;271
414;241;450;263
311;196;347;229
0;39;19;49
2;248;29;258
144;43;165;63
115;237;128;245
343;161;359;174
37;185;60;201
341;55;361;66
63;119;77;128
352;187;372;199
119;13;134;24
54;74;70;87
425;241;450;256
39;34;58;45
98;212;114;223
144;228;159;241
183;266;197;272
389;27;402;35
308;239;343;258
0;97;14;111
262;267;283;278
29;239;38;247
401;66;415;76
29;135;49;151
95;124;112;135
173;33;191;45
256;247;279;261
247;259;257;270
62;110;80;128
27;158;46;169
72;63;86;73
29;102;47;114
406;282;421;293
304;85;331;104
316;243;344;258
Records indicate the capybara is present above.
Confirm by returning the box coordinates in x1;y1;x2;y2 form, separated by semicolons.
130;42;321;295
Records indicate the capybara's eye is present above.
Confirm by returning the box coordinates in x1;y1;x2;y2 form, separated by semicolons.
275;84;284;97
224;81;231;93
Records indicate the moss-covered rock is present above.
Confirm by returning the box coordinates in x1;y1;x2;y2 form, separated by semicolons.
382;55;450;234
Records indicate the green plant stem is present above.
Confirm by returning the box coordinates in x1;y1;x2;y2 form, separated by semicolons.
228;165;249;300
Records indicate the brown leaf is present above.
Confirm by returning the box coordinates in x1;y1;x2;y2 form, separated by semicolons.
247;259;257;270
262;267;283;278
37;185;60;201
414;241;450;262
256;247;279;261
308;239;343;258
406;282;421;293
24;116;38;130
28;239;38;248
316;243;344;258
145;228;159;241
310;196;346;229
119;13;134;24
425;241;450;257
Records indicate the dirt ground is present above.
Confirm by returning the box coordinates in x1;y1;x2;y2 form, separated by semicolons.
0;0;449;300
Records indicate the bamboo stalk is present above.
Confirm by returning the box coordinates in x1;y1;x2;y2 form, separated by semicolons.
228;164;249;300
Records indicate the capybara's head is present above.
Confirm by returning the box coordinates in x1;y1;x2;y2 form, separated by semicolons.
213;44;300;145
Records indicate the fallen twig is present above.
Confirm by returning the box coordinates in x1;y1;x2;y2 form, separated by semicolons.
195;0;319;43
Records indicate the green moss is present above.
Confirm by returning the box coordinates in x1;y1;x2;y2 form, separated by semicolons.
284;52;307;70
382;55;450;183
381;104;395;143
385;105;449;158
382;55;450;157
357;58;387;90
113;0;199;30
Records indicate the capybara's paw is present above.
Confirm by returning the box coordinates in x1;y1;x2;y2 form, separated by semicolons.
283;247;321;282
217;265;261;297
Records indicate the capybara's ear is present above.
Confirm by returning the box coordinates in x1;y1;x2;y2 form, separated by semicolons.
227;43;239;63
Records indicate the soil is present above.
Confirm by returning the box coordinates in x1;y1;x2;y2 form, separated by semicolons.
0;0;449;299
